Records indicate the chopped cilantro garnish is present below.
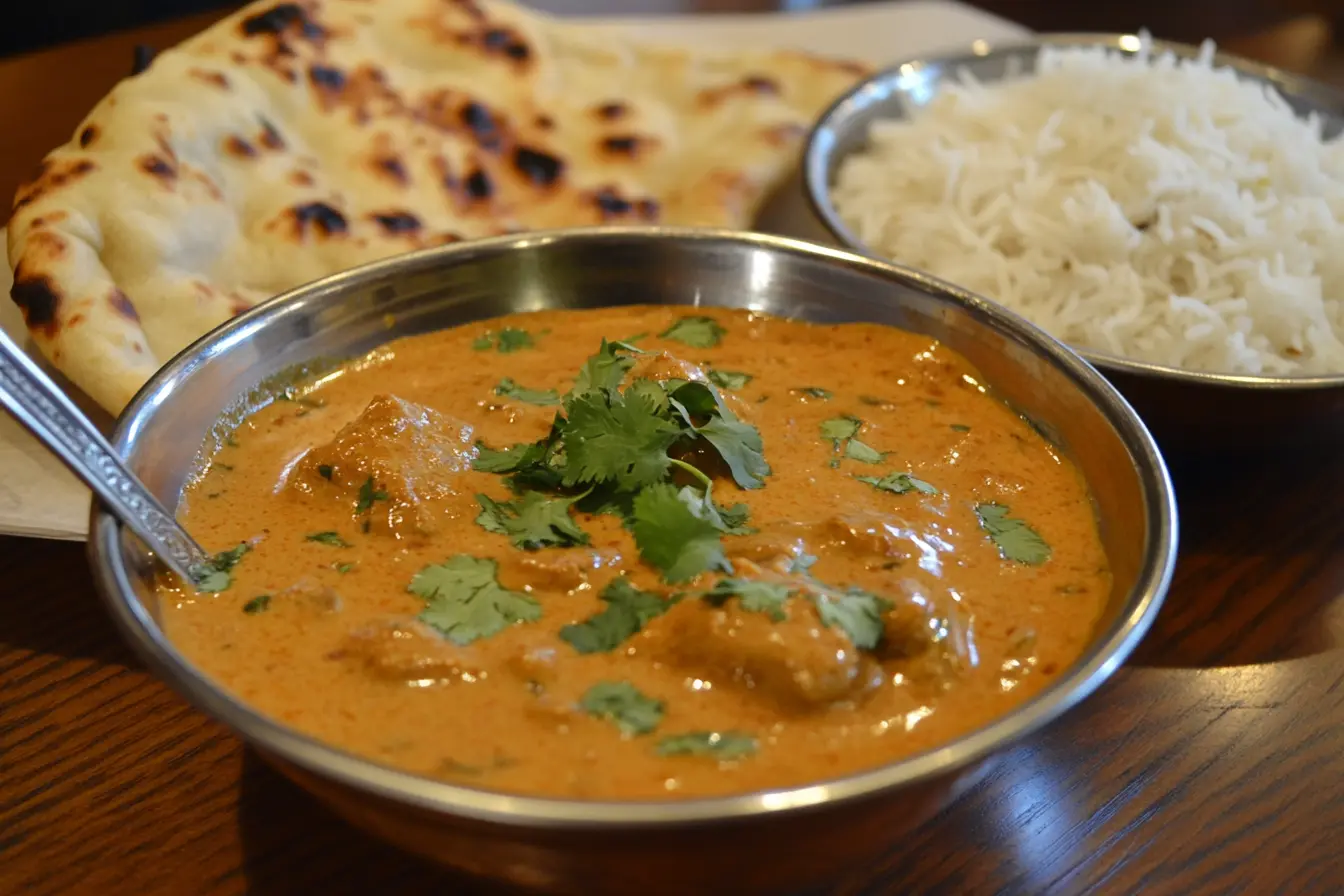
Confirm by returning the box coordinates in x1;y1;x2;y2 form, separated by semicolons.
675;485;753;535
707;369;752;391
317;464;334;480
474;328;535;352
242;594;271;614
494;378;560;406
475;492;589;550
306;531;351;547
797;387;833;400
410;555;541;645
333;562;356;574
844;439;886;464
355;476;389;515
660;315;725;349
572;339;642;394
656;731;757;759
697;415;770;489
560;389;682;490
975;503;1051;565
704;578;791;622
856;472;938;495
190;543;250;593
812;587;890;649
631;483;732;583
951;424;972;433
473;441;546;474
859;395;891;406
580;681;664;736
560;578;676;653
819;416;862;445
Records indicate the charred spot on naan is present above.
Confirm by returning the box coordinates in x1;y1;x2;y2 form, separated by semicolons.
371;212;422;236
189;69;232;90
592;188;659;222
139;155;177;183
512;146;563;188
594;101;627;121
10;269;61;338
108;288;141;323
12;158;95;212
371;152;410;186
600;135;657;160
239;2;326;43
283;201;349;240
258;118;286;151
78;125;98;148
224;135;258;159
699;74;781;107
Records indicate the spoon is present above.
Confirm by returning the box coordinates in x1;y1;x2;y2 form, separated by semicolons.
0;327;212;582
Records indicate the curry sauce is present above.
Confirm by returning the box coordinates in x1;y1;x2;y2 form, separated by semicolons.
163;306;1110;799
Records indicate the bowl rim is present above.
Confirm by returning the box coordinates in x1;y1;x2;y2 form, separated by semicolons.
802;31;1344;391
88;226;1179;829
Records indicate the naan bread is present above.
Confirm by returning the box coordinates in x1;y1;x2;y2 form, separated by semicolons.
6;0;867;414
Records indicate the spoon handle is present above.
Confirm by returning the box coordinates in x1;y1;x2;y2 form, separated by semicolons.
0;328;210;581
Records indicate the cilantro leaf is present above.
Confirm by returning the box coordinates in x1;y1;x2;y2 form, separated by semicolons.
190;543;250;593
317;464;334;480
473;441;547;474
704;578;791;622
820;416;862;445
410;555;541;645
560;577;676;653
631;482;732;583
856;472;939;495
474;492;589;550
707;369;752;391
242;594;271;614
675;485;753;535
355;476;389;515
656;731;757;759
625;378;671;416
473;328;535;352
812;587;891;649
797;387;833;400
580;681;664;736
951;424;972;433
975;503;1051;565
660;315;725;349
697;416;769;489
306;531;351;547
494;378;560;406
560;389;682;490
333;562;356;574
573;339;639;394
844;438;886;464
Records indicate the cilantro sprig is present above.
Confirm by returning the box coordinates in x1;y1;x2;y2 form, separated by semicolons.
190;543;250;593
580;681;664;736
975;503;1051;565
820;415;886;466
560;577;677;653
660;316;725;349
473;328;535;352
657;731;757;759
494;378;560;406
856;472;938;496
475;492;589;550
410;555;541;645
470;340;770;585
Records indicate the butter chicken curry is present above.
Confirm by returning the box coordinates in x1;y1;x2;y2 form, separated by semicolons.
163;306;1110;799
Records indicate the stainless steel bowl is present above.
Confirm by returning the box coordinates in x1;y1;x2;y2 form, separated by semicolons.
87;228;1177;894
803;34;1344;454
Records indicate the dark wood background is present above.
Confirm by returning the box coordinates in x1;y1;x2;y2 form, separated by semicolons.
1;3;1342;895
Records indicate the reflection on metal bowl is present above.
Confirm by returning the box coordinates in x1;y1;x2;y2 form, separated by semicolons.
87;228;1177;894
803;34;1344;454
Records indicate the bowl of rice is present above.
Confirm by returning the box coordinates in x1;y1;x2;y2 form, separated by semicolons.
803;33;1344;452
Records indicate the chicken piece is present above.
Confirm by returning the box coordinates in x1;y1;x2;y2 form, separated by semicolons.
289;395;475;536
644;598;871;711
335;619;484;683
876;578;977;693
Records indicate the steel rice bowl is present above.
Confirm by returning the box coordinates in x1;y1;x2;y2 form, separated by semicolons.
87;228;1177;894
803;34;1344;454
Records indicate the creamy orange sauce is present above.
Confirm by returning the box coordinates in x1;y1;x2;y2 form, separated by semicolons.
163;306;1109;799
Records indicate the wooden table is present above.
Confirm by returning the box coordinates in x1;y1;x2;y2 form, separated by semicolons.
2;6;1343;895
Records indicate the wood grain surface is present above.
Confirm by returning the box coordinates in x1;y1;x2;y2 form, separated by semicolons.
2;4;1344;895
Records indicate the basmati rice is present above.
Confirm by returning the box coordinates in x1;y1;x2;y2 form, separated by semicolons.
830;35;1344;375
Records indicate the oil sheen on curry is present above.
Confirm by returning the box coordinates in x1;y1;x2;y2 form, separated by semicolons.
164;306;1110;800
